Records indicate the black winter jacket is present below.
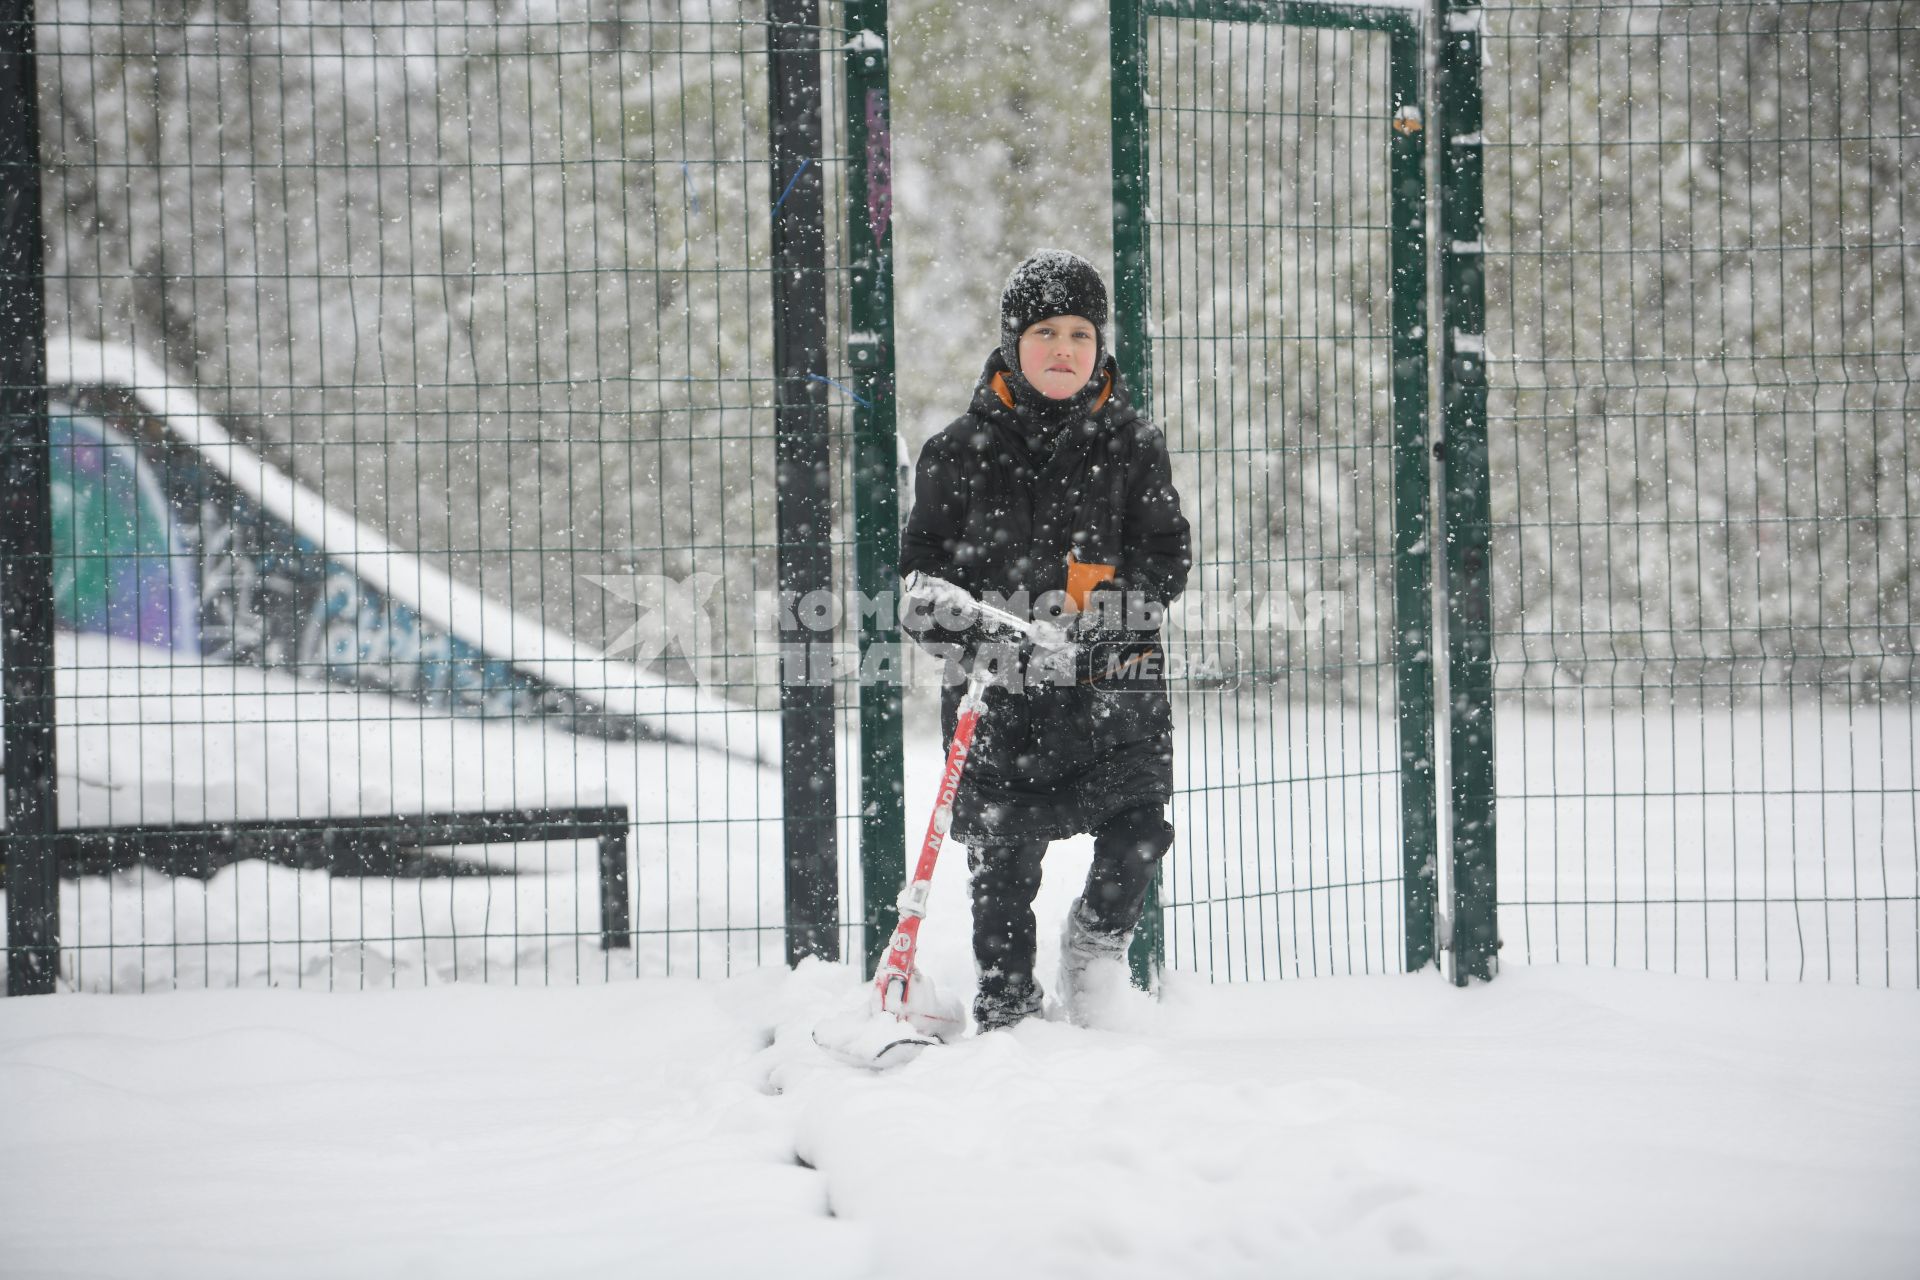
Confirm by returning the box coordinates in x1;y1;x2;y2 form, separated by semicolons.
900;349;1192;842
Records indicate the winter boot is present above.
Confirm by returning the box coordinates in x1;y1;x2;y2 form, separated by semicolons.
1057;896;1132;1027
973;971;1045;1032
968;837;1048;1032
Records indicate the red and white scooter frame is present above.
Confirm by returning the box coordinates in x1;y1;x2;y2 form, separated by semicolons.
871;663;987;1027
872;575;1048;1033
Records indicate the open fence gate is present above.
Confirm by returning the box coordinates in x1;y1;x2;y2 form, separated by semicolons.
1111;0;1444;985
1117;0;1920;992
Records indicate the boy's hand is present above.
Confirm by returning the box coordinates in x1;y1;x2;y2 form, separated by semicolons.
1027;617;1072;654
1057;582;1162;687
901;571;979;632
1025;636;1078;687
1069;579;1131;642
1021;617;1075;687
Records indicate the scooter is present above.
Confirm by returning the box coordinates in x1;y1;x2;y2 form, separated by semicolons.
810;574;1056;1068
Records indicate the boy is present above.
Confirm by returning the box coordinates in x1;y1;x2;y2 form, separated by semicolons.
899;249;1192;1030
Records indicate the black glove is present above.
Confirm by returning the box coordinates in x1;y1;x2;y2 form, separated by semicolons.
1025;582;1160;688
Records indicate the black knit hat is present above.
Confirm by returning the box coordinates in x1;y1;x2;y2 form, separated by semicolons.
999;249;1109;371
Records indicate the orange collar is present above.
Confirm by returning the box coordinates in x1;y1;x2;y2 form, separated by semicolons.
991;368;1113;414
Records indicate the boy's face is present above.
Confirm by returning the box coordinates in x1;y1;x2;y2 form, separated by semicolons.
1017;314;1099;400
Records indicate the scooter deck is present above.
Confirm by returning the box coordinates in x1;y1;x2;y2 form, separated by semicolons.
811;1007;939;1069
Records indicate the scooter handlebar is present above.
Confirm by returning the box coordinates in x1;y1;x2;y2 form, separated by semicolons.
902;571;1066;647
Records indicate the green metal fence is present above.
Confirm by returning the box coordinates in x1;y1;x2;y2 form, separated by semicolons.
7;0;1913;997
1478;0;1918;984
1111;0;1437;983
1116;0;1917;987
2;0;904;991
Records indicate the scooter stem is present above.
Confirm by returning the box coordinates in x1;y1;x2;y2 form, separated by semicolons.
874;661;990;1004
875;578;1055;1010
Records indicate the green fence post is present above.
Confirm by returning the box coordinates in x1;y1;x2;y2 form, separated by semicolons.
1437;0;1498;983
1388;21;1438;973
1;0;59;996
1109;0;1161;992
844;0;905;976
769;0;840;965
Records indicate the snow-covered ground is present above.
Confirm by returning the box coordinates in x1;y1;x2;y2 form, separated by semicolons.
1496;690;1920;986
1147;690;1920;988
3;643;1917;1274
0;963;1913;1278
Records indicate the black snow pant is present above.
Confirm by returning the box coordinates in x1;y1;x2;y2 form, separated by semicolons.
968;803;1175;1002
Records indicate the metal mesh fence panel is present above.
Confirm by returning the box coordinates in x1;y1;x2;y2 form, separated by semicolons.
14;0;1913;997
1480;0;1920;983
5;0;883;990
1120;2;1434;982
